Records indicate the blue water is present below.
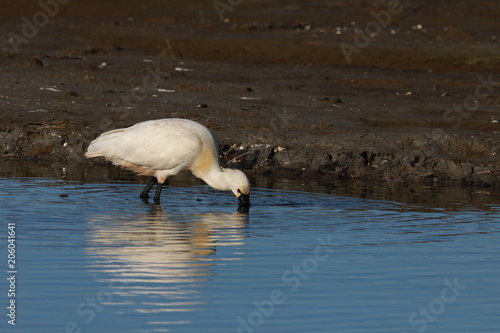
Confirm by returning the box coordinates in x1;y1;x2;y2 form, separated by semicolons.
1;176;499;333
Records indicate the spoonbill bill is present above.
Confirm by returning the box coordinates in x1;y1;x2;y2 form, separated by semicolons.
85;118;250;212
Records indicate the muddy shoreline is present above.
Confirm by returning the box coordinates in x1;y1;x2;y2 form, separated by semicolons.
1;0;499;187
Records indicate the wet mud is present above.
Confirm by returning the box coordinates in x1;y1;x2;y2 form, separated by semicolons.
1;0;500;187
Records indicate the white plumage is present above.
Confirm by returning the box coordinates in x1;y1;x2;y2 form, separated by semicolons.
86;118;250;211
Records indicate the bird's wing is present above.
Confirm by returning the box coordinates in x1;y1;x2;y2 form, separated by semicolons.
87;123;202;171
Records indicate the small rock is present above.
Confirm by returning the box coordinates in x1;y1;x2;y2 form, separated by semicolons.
29;58;45;67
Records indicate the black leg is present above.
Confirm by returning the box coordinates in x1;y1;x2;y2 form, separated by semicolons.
153;183;163;203
140;177;157;199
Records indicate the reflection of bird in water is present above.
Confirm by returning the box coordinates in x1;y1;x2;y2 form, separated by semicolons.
84;205;248;313
85;118;250;212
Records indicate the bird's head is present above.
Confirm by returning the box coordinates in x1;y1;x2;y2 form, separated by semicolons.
223;169;250;213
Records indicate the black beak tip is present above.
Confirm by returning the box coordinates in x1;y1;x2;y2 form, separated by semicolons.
237;194;250;213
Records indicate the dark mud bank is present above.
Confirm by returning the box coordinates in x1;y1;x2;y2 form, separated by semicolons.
1;0;499;187
2;121;498;187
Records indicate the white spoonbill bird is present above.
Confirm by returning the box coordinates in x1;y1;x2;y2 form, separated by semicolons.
85;118;250;212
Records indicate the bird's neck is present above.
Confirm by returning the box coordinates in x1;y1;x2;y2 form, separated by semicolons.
189;145;231;191
197;167;231;191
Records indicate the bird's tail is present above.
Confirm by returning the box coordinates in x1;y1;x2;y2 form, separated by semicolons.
85;128;125;158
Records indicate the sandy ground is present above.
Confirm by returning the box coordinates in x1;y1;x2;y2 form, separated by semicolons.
1;0;500;187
